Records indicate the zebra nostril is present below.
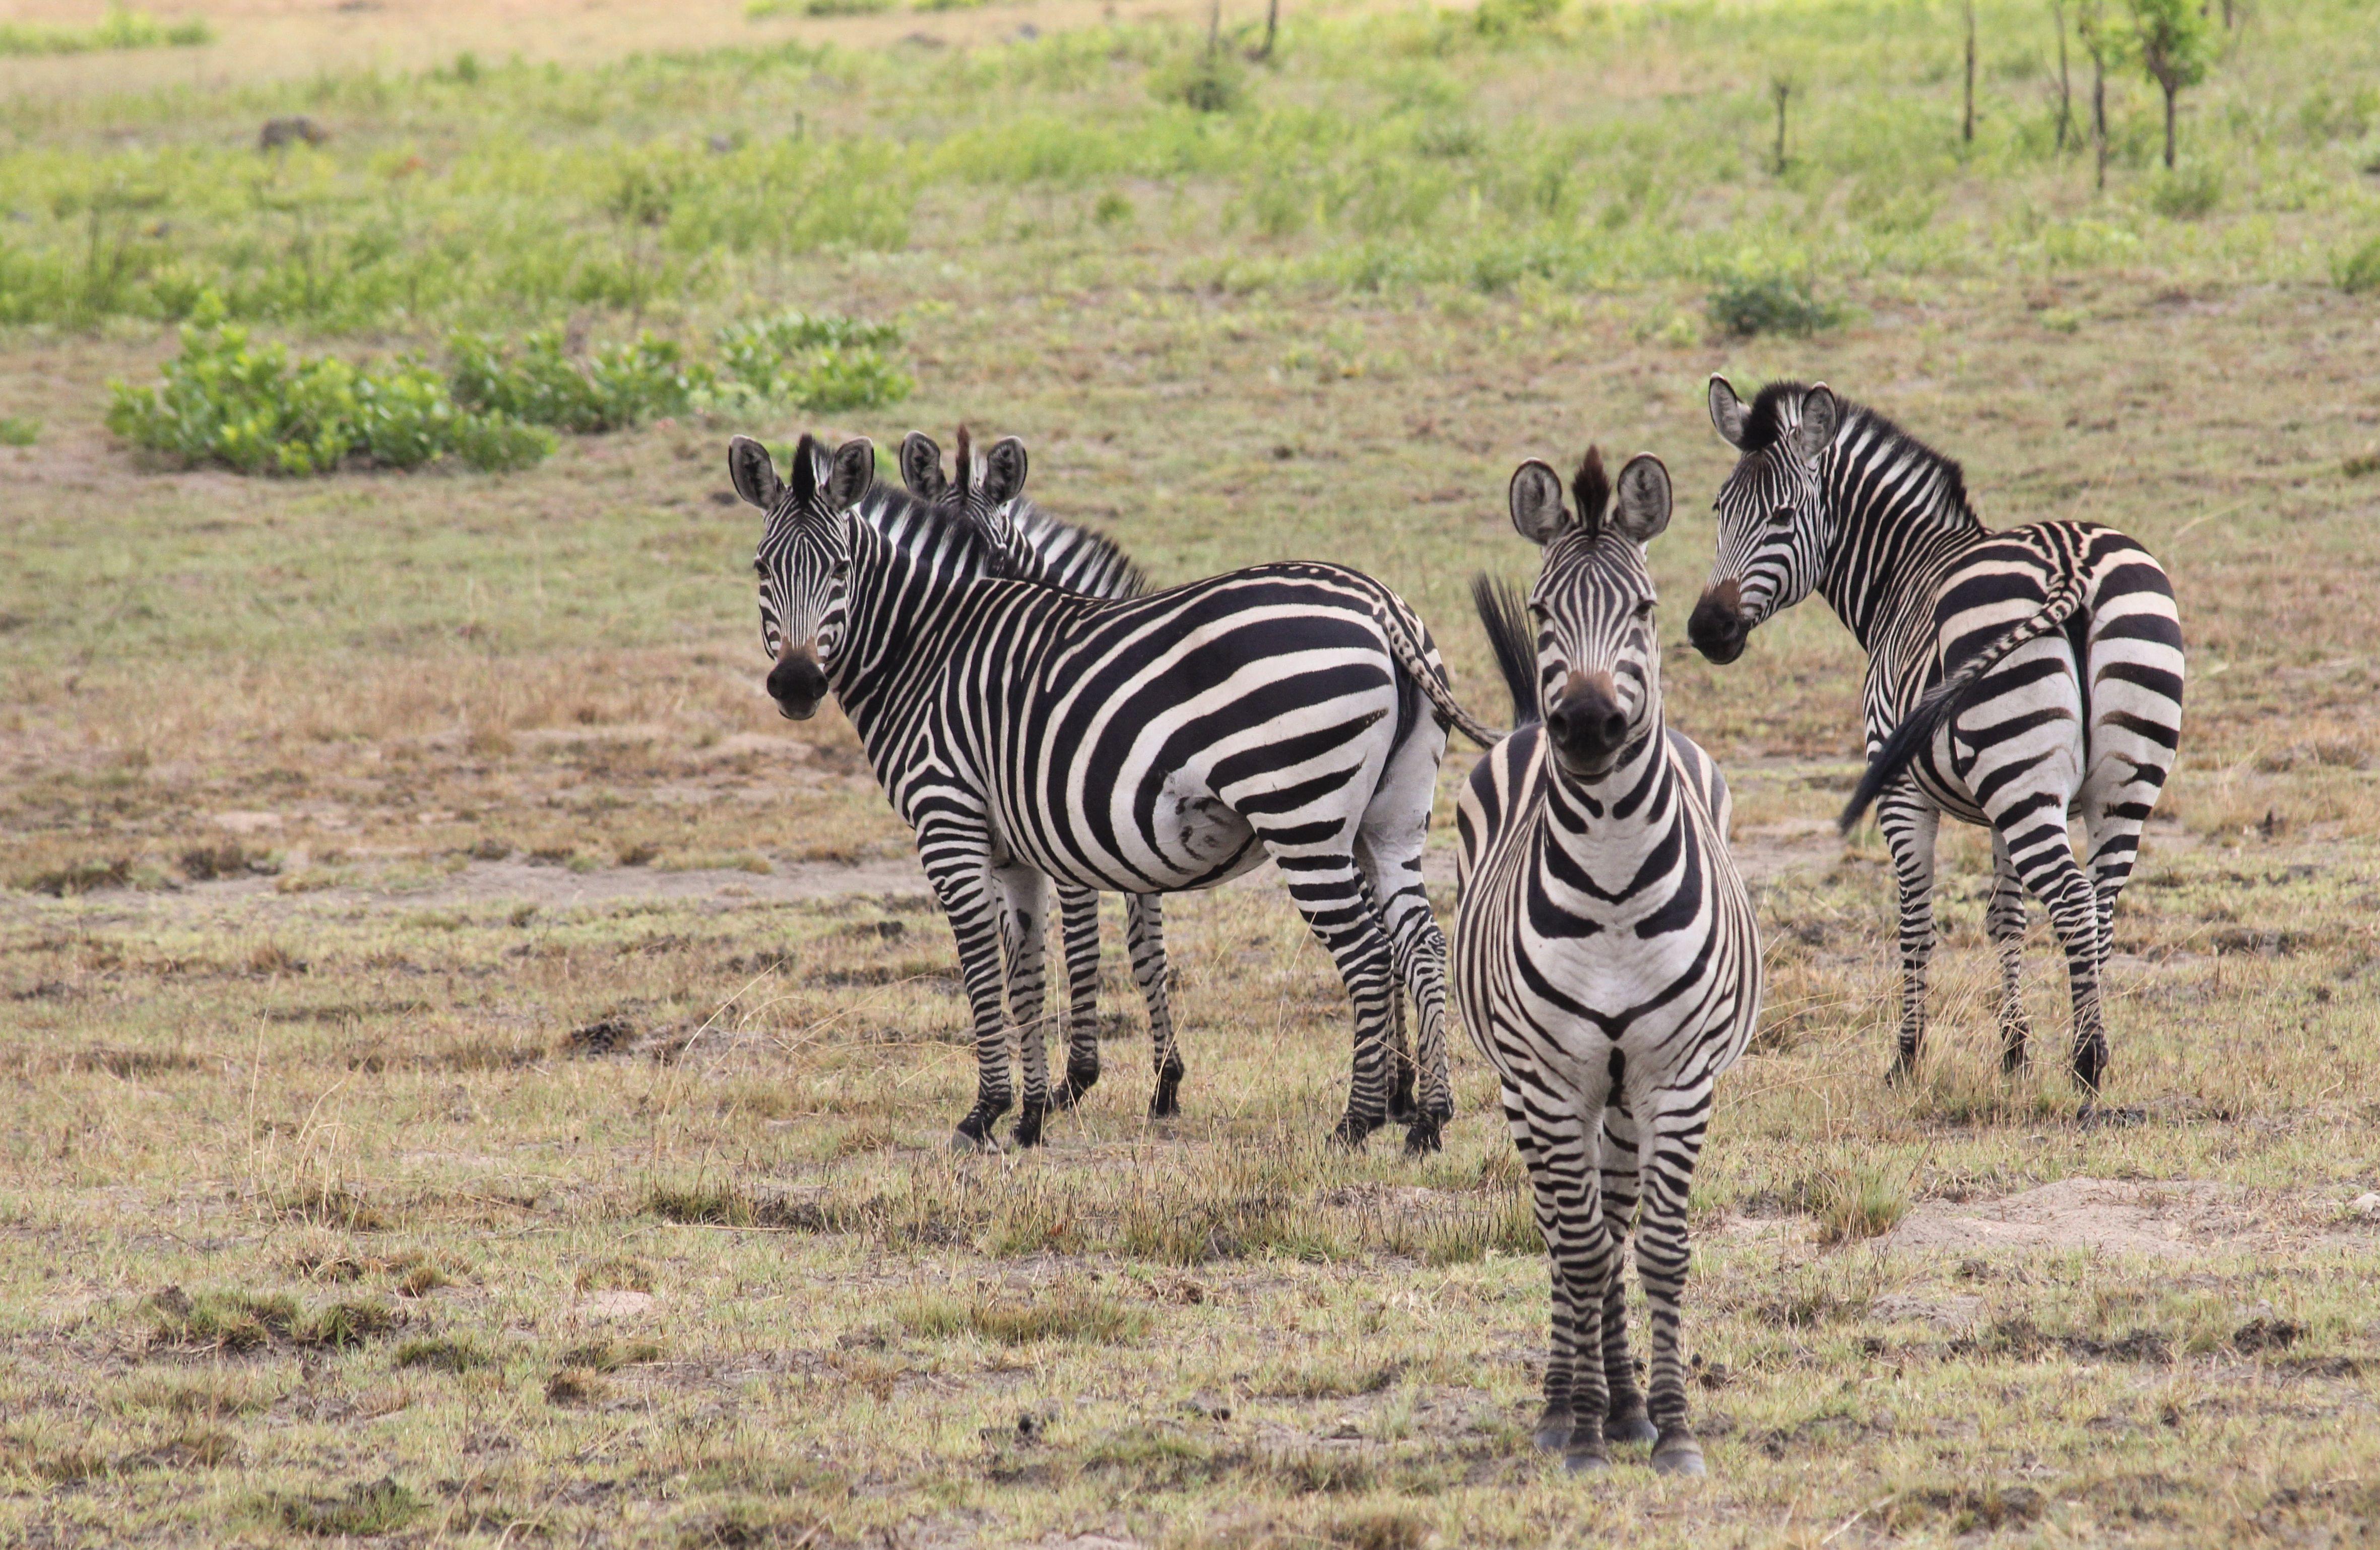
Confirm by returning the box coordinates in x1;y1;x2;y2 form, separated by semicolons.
1599;713;1626;745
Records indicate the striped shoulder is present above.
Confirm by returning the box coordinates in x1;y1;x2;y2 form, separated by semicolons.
1662;727;1732;841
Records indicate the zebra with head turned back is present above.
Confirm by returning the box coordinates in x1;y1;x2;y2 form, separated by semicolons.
854;427;1187;1121
735;430;1499;1152
1688;378;2184;1102
1456;445;1760;1477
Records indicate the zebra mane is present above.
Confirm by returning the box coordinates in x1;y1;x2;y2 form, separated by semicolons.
1571;446;1610;539
858;479;1148;599
1743;381;1978;525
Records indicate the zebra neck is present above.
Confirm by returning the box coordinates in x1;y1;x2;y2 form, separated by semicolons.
829;523;973;759
1540;719;1677;847
1815;416;1985;651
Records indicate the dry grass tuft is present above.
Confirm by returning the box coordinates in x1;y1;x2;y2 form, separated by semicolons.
893;1287;1149;1346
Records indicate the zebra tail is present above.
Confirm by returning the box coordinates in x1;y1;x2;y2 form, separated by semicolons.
1372;595;1510;750
1837;574;2090;834
1469;573;1540;729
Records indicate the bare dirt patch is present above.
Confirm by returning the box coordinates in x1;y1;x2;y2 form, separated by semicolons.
1883;1178;2335;1260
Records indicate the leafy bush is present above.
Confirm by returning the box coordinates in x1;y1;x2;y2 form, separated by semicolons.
107;303;553;476
1150;50;1247;114
1471;0;1565;37
712;309;914;412
1705;274;1846;337
0;416;36;446
448;330;714;433
2333;235;2380;295
2146;164;2223;220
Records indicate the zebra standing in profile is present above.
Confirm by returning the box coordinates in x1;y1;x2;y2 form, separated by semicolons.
1688;378;2184;1098
856;429;1185;1120
734;430;1498;1151
1457;446;1760;1477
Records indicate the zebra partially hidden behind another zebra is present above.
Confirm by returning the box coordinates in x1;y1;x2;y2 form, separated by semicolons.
733;430;1502;1153
1456;447;1762;1477
1689;378;2184;1104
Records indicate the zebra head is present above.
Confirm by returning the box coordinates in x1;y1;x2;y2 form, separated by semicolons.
1689;376;1841;665
728;431;876;720
898;426;1032;574
1507;445;1675;783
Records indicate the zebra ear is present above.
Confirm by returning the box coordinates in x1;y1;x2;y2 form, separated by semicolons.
1708;375;1751;450
727;435;782;509
981;436;1029;507
1508;459;1570;546
1610;454;1672;542
826;437;875;511
899;432;946;502
1793;384;1839;464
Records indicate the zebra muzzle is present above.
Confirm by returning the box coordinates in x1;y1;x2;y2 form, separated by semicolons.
766;644;829;720
1546;671;1627;773
1687;582;1750;664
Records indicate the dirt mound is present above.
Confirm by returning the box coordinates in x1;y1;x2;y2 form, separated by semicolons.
1884;1178;2265;1259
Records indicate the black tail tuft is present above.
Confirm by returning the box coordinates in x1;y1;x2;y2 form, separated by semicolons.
1837;678;1966;833
1470;573;1539;729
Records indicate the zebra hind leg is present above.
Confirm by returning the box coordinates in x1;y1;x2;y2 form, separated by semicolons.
1047;883;1104;1111
1360;831;1455;1155
1992;804;2112;1101
1126;895;1184;1119
1260;838;1401;1148
997;867;1054;1148
1986;831;2033;1073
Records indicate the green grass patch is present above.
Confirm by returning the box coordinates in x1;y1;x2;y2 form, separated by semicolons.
0;7;211;57
894;1287;1148;1345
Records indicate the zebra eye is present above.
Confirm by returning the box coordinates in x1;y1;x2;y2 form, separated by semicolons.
1769;508;1797;529
1632;599;1655;621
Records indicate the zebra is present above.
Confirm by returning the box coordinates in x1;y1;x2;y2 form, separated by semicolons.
1455;445;1760;1477
732;430;1500;1152
872;428;1185;1121
1688;377;2184;1100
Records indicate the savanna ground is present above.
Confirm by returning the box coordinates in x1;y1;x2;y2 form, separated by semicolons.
5;0;2380;1543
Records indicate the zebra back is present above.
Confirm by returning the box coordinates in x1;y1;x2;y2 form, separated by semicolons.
853;480;1145;602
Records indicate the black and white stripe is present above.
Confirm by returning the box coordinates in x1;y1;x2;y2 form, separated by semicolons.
884;429;1183;1119
1689;378;2184;1097
734;431;1498;1152
1455;447;1761;1477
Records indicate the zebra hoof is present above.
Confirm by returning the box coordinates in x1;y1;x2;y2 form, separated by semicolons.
1606;1402;1658;1445
1563;1449;1610;1474
949;1128;1001;1153
1532;1425;1570;1453
1048;1062;1099;1110
1999;1034;2031;1074
1011;1112;1045;1149
1328;1116;1382;1151
1401;1117;1443;1156
1650;1441;1706;1477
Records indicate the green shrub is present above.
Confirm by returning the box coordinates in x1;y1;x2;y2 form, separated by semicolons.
447;330;714;433
1150;50;1246;114
0;416;36;446
1471;0;1564;37
1705;274;1846;337
2333;235;2380;295
107;302;554;476
2146;164;2223;220
712;309;914;412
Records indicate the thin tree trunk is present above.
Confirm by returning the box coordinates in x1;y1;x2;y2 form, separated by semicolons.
2163;82;2177;168
1256;0;1277;60
1773;79;1791;174
1207;0;1220;58
2053;2;2073;153
2090;50;2107;190
1963;0;1977;142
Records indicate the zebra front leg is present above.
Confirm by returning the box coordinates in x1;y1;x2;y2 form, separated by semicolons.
1048;882;1103;1111
1503;1085;1603;1462
1875;792;1941;1085
1541;1128;1617;1471
996;866;1054;1148
920;831;1014;1149
1126;894;1184;1119
1638;1081;1713;1477
1597;1096;1656;1447
1986;830;2033;1073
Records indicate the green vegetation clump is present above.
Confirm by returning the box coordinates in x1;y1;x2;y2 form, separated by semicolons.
1705;274;1845;337
108;301;908;476
106;305;554;476
0;416;35;446
0;7;211;57
2334;235;2380;294
2146;163;2222;219
267;1476;425;1537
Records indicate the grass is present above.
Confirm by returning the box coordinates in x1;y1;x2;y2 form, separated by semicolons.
2;0;2379;1544
0;8;210;58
